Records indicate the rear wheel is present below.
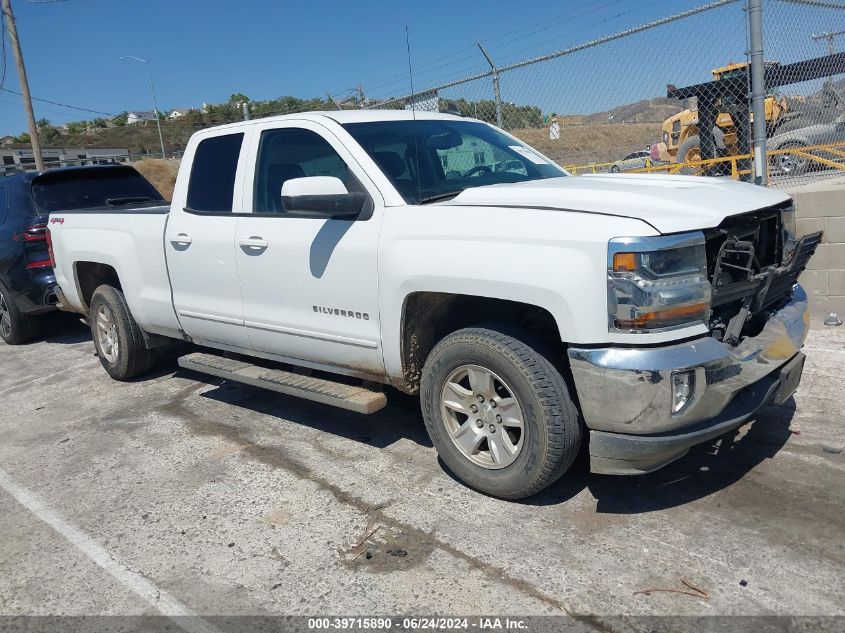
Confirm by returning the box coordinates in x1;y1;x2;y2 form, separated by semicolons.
0;282;38;345
770;142;809;176
420;326;581;499
90;285;154;380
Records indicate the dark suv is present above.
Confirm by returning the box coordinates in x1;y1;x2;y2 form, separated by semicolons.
0;165;164;344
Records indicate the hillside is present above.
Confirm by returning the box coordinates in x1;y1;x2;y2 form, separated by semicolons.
513;121;661;166
581;96;680;124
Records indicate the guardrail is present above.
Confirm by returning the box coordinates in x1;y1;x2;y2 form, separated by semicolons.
561;141;845;180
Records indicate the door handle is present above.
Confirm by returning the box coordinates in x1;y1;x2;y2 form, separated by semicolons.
239;236;268;251
169;233;192;247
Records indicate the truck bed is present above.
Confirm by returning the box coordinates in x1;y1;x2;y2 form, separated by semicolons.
48;204;183;339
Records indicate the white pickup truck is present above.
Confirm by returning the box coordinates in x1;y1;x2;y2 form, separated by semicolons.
48;110;821;499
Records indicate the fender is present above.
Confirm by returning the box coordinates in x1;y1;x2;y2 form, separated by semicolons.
376;204;663;382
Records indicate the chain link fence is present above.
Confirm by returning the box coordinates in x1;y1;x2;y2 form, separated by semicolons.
359;0;845;189
6;0;841;191
761;0;845;186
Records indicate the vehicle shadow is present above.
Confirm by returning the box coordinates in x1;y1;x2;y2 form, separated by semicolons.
38;312;91;345
182;370;433;450
524;400;797;512
169;361;796;512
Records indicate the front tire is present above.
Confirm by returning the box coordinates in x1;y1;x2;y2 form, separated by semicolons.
90;285;154;381
420;326;581;499
0;282;38;345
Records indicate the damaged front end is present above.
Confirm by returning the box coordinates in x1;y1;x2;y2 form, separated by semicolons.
705;201;822;347
569;200;821;475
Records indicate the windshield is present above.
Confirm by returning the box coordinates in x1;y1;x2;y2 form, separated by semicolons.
31;167;164;213
342;119;566;204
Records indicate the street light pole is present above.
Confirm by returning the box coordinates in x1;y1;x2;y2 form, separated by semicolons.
1;0;44;170
121;56;166;159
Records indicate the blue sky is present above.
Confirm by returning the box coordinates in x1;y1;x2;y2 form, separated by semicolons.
0;0;840;137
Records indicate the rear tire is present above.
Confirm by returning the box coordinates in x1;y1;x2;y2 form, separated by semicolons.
770;142;809;177
0;282;39;345
90;285;154;381
420;326;582;499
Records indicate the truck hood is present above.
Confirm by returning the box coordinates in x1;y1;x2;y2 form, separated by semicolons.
447;173;790;234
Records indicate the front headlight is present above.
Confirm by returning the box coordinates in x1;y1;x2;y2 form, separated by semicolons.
608;233;711;333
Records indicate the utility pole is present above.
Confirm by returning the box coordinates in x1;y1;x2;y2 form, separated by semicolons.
812;29;845;84
241;101;250;121
1;0;44;170
747;0;767;185
811;29;845;56
326;92;341;109
477;42;503;127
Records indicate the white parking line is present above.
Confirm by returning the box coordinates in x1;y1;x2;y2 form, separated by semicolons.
0;468;222;633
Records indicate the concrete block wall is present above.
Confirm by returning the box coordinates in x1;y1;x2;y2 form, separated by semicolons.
789;183;845;321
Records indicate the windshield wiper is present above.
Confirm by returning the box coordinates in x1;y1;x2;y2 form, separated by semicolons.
106;196;156;206
418;190;465;205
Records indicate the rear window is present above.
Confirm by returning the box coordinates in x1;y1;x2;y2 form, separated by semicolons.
31;168;164;213
187;133;244;213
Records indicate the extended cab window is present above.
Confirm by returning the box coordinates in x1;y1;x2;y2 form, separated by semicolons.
253;128;362;214
187;133;244;213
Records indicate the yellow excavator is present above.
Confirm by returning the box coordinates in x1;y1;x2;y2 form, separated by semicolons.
654;61;789;164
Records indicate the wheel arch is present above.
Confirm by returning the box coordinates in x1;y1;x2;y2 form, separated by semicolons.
74;261;123;312
394;291;565;394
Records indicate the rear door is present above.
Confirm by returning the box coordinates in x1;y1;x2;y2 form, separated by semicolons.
165;130;252;349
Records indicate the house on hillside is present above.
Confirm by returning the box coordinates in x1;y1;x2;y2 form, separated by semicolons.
0;136;15;147
126;111;157;125
167;108;196;120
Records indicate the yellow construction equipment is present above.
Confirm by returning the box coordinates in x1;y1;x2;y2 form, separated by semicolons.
654;61;789;164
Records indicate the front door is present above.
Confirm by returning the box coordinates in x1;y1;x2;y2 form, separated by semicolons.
166;131;251;349
234;121;385;376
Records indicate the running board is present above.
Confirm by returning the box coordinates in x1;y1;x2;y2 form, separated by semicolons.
178;352;387;414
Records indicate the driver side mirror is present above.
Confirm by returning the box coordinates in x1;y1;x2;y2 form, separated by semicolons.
281;176;366;219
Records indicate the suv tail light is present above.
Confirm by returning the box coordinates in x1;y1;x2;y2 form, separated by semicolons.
46;227;57;269
13;222;48;242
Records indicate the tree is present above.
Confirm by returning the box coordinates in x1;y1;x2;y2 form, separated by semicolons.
91;118;107;129
112;111;128;127
15;132;30;143
38;125;59;145
66;121;85;134
229;93;250;104
36;118;51;130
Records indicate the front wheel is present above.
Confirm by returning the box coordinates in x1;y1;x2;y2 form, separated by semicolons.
90;285;154;381
420;326;582;499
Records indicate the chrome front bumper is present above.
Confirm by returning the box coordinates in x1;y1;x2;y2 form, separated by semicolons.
568;284;810;474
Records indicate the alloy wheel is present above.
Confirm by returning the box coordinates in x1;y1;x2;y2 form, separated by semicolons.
0;291;11;339
440;364;525;469
95;304;120;363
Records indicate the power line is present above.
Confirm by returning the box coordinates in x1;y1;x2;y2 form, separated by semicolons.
0;85;114;116
360;0;625;96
